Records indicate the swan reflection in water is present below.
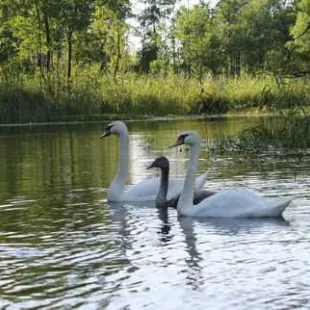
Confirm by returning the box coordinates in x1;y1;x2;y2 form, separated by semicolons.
156;210;289;290
106;199;290;293
157;208;172;240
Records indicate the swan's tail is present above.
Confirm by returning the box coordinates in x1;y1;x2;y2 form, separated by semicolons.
264;196;295;217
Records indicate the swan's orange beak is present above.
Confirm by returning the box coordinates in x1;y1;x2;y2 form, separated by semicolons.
168;135;185;148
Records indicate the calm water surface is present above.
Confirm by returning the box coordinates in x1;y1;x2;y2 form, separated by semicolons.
0;118;310;309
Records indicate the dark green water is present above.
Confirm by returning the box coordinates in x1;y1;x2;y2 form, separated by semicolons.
0;117;309;309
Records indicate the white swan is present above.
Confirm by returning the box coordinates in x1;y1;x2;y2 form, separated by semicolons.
169;131;294;218
100;121;208;202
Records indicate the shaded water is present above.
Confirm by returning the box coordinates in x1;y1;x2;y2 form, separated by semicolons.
0;117;310;309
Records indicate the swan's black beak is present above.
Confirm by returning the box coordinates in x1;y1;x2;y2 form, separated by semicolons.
168;134;186;148
100;125;112;139
100;131;110;139
146;161;155;170
168;141;181;148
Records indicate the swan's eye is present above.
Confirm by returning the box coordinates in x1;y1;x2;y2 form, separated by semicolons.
105;124;113;132
180;134;188;142
169;134;188;148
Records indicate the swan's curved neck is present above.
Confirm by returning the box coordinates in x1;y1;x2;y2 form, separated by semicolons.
178;141;200;214
156;166;169;207
109;130;129;198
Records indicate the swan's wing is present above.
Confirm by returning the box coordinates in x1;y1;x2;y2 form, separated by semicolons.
125;177;160;201
166;173;209;201
166;197;178;209
191;190;293;218
165;189;215;208
125;173;208;202
195;170;209;190
193;190;216;205
126;177;190;201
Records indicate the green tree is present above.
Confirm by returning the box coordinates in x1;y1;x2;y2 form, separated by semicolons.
90;4;128;76
174;4;223;79
289;0;310;74
137;0;176;72
213;0;294;75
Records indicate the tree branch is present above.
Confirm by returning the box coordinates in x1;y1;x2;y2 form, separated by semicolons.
295;22;310;39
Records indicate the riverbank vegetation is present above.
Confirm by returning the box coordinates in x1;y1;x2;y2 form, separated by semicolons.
1;0;310;124
207;111;310;153
237;111;310;150
1;74;310;124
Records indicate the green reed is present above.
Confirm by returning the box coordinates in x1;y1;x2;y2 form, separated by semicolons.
1;71;310;124
207;111;310;153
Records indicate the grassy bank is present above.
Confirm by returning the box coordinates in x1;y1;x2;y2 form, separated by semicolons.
237;112;310;150
207;111;310;153
1;73;310;124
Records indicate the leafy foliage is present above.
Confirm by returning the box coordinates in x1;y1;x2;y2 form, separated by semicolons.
0;0;310;125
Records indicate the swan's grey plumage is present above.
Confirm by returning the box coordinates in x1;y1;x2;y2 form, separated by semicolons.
147;156;169;208
147;156;215;208
100;121;209;202
169;131;294;218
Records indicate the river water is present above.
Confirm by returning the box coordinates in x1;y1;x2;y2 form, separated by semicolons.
0;118;309;309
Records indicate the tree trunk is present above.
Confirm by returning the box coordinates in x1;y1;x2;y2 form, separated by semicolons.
43;10;51;72
236;51;241;76
67;30;73;80
230;54;233;76
34;0;44;89
113;22;121;78
171;34;177;74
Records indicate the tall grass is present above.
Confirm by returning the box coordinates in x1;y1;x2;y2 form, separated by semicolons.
207;111;310;154
236;112;310;151
0;71;310;124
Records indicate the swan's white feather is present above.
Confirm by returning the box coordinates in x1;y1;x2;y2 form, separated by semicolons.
109;171;208;202
103;122;209;203
174;131;294;218
182;190;294;218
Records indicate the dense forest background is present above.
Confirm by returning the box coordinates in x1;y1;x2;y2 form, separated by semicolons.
1;0;310;123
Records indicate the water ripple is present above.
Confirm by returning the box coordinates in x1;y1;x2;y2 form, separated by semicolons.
1;121;310;309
